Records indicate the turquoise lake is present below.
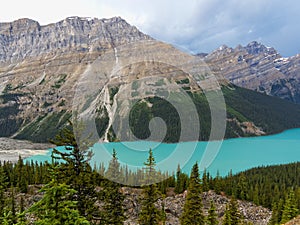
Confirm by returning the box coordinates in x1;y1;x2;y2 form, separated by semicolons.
26;128;300;177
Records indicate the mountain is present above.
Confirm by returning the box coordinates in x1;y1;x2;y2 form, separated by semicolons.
201;41;300;103
1;17;300;143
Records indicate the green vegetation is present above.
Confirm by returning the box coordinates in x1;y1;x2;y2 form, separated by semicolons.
0;151;299;224
126;85;300;142
180;162;205;224
102;149;126;224
51;74;67;89
222;85;300;134
138;149;163;225
207;201;218;225
42;101;52;108
175;78;190;84
95;106;110;139
222;198;242;225
108;86;119;104
2;83;300;143
28;164;90;225
15;111;71;142
0;93;24;137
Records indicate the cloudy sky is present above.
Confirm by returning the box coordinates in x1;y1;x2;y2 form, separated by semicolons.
1;0;299;56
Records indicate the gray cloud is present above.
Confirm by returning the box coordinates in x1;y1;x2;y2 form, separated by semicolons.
1;0;298;56
97;0;300;56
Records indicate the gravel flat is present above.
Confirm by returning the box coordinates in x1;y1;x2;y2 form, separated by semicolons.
0;138;53;162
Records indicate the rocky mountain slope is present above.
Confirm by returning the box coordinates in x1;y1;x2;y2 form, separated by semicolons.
201;41;300;103
0;16;153;141
1;17;300;144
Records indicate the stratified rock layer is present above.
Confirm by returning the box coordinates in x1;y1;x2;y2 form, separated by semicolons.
202;41;300;103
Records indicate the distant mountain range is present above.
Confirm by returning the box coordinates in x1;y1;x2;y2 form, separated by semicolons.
200;41;300;103
0;17;300;143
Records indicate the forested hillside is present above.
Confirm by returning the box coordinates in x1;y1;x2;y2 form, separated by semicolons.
0;126;299;224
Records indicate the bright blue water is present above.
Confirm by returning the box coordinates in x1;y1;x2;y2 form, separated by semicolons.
26;128;300;177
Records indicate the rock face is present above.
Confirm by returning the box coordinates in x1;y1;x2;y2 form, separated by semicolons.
0;17;150;63
0;17;299;144
0;17;153;141
0;16;228;143
202;41;300;103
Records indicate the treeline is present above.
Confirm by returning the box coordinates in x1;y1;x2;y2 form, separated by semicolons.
0;127;299;224
1;158;299;224
126;85;300;143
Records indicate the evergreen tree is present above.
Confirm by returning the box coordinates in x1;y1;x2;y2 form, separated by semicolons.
237;173;247;200
207;200;218;225
252;184;260;205
28;164;90;225
0;166;7;218
202;169;210;192
174;164;189;194
16;156;28;193
102;149;126;224
214;170;222;194
269;202;279;225
138;149;162;225
223;204;232;225
180;162;205;225
281;189;299;223
222;198;242;225
50;121;100;221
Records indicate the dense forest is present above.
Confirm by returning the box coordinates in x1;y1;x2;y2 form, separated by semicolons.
127;85;300;143
0;126;299;224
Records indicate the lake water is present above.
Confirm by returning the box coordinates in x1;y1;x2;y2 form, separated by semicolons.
26;128;300;177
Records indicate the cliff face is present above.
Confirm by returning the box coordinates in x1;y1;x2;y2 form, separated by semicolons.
0;16;150;63
0;17;299;143
202;41;300;103
0;17;223;142
0;17;154;141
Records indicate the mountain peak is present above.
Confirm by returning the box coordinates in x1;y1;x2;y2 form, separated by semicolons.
245;41;277;55
0;16;151;63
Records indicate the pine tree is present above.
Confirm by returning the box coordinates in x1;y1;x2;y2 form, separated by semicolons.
214;170;222;194
253;184;260;205
28;164;90;225
269;202;279;225
174;164;188;194
223;204;232;225
180;162;205;225
16;156;28;193
207;200;218;225
281;189;299;223
138;149;162;225
0;166;7;218
237;173;247;200
202;169;210;192
222;198;242;225
102;149;126;224
50;120;100;221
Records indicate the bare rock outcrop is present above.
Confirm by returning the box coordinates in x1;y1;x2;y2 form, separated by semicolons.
202;41;300;103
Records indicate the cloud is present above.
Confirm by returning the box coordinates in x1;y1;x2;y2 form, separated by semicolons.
96;0;300;56
0;0;299;56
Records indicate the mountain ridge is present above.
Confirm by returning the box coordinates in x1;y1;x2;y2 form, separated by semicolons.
0;17;300;143
201;41;300;103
